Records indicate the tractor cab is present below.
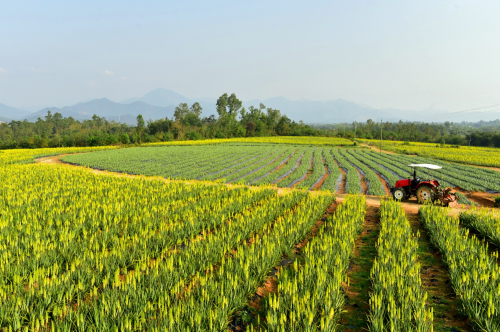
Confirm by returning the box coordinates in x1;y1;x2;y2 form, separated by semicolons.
391;164;443;203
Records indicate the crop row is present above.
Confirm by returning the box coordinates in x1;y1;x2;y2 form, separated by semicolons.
265;195;365;331
340;149;385;196
369;200;432;331
460;208;500;247
331;148;362;194
296;148;326;190
277;148;314;188
420;204;500;331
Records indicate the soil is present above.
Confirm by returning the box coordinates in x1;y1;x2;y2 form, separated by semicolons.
467;192;496;207
375;172;391;196
311;156;330;191
356;169;368;195
339;205;379;331
360;143;397;155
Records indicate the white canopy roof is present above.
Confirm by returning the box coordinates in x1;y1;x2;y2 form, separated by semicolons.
408;164;442;170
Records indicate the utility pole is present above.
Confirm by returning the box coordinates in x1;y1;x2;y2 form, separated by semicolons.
354;122;357;140
380;119;383;153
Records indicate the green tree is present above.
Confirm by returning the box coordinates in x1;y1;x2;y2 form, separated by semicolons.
227;93;242;116
120;132;130;144
136;114;145;144
216;93;228;117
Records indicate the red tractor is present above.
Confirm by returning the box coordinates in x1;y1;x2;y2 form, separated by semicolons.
390;164;458;206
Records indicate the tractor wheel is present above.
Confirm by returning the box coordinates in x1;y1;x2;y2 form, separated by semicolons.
416;185;433;204
392;188;405;201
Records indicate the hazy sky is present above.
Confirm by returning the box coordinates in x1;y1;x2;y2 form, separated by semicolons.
1;0;499;111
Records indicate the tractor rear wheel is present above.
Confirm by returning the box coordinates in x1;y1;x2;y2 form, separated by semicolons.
416;185;433;204
392;188;405;201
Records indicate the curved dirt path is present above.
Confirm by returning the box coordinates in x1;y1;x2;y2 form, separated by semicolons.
36;154;496;212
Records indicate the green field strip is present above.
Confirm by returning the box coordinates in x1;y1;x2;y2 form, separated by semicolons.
351;149;400;186
231;147;297;184
170;150;255;178
278;148;315;188
253;147;310;185
390;153;500;192
200;146;280;180
321;148;342;192
380;153;486;191
366;151;454;188
152;194;335;331
340;149;385;196
332;148;362;194
460;208;500;247
261;195;365;331
1;183;236;283
224;148;289;183
368;200;432;331
244;148;299;185
295;148;326;190
1;185;277;329
420;205;500;331
50;192;310;330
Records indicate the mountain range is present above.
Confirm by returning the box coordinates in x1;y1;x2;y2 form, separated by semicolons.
0;88;499;125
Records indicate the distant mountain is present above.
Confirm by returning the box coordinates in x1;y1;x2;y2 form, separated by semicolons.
121;88;216;116
25;98;176;125
4;88;500;125
121;88;216;107
0;103;32;121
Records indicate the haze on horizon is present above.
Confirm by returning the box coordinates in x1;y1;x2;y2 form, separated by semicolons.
1;0;499;114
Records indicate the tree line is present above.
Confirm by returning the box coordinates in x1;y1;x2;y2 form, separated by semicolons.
0;93;317;149
312;119;500;147
3;93;500;149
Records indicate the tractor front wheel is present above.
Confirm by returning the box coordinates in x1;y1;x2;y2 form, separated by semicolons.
416;185;433;204
392;188;405;201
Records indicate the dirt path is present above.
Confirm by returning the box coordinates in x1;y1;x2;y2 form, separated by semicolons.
339;205;379;331
375;172;391;195
360;143;397;155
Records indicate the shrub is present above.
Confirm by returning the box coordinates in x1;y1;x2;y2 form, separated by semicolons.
494;197;500;207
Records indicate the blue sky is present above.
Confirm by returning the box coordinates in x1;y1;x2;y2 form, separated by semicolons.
0;0;499;112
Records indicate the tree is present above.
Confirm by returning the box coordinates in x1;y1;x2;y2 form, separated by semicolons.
120;132;130;144
246;121;256;136
174;103;190;123
216;93;228;117
136;114;145;144
227;93;242;116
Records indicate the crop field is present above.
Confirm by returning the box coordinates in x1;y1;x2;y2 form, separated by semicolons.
2;140;500;331
62;144;500;195
361;139;500;167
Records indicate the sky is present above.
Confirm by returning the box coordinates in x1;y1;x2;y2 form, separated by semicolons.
0;0;499;112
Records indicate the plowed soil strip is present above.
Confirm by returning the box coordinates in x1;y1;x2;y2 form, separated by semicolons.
339;205;379;331
333;158;347;194
354;167;368;195
291;152;315;189
274;151;306;185
312;156;330;191
376;172;391;195
231;202;339;331
405;209;473;332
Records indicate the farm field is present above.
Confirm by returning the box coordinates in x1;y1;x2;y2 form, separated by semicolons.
361;139;500;168
62;144;500;198
2;141;500;331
